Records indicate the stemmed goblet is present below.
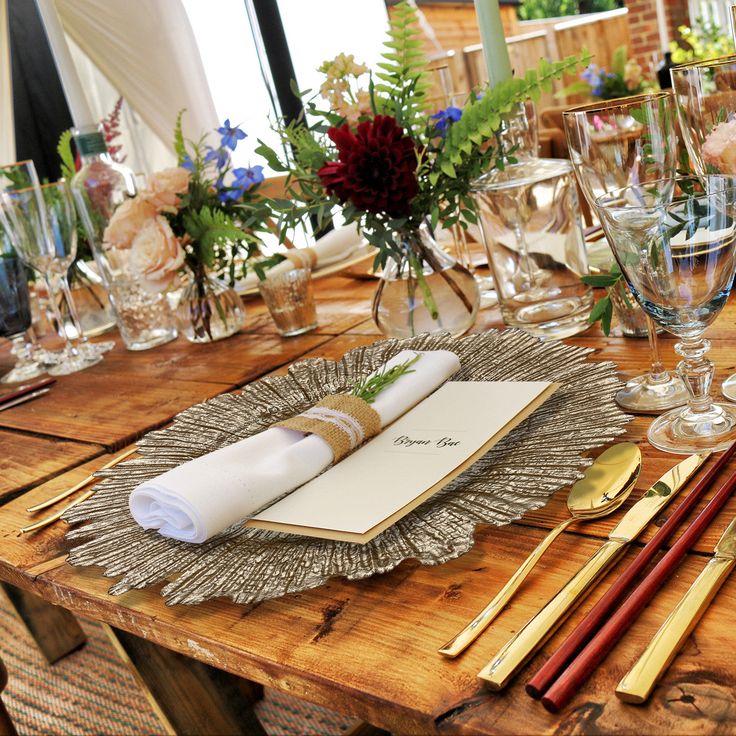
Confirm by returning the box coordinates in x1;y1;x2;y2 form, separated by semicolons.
670;55;736;401
563;92;688;413
0;173;101;375
597;176;736;453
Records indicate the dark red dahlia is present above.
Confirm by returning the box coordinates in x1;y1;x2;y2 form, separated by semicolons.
318;115;418;217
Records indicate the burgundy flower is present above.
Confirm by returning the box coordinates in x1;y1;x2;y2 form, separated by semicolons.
318;115;418;217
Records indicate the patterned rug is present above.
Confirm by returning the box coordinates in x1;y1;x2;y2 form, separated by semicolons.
0;588;354;735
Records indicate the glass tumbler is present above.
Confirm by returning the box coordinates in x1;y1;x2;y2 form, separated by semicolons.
259;268;318;337
472;158;593;339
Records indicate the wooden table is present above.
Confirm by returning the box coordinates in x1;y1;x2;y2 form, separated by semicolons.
2;274;736;735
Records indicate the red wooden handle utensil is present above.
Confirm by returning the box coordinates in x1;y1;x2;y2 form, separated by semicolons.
0;377;55;407
540;457;736;713
526;443;736;700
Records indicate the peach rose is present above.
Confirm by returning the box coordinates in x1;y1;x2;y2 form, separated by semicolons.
102;197;158;250
143;167;191;212
129;216;185;292
702;119;736;174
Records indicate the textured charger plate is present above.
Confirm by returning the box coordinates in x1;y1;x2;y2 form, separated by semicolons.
65;330;631;606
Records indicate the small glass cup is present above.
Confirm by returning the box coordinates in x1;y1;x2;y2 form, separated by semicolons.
472;158;594;339
258;268;318;337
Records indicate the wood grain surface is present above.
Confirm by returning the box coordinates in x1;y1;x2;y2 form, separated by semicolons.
1;273;736;734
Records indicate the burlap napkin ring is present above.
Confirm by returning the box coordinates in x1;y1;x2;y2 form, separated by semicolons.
275;394;381;462
284;248;318;270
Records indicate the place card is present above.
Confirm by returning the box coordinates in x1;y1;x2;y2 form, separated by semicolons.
248;380;557;543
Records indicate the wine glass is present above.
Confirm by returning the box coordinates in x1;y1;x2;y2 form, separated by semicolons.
597;176;736;453
670;55;736;401
0;235;45;384
0;162;114;361
563;92;689;413
0;172;101;375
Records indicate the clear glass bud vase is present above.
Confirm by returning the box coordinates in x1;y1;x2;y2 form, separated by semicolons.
177;266;246;343
372;222;480;339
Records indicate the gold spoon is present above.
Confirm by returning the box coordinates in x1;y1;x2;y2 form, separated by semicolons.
438;443;642;658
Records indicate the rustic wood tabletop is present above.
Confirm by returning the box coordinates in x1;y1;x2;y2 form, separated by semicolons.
1;273;735;735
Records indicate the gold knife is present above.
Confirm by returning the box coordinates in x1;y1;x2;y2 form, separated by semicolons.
477;451;709;691
616;514;736;704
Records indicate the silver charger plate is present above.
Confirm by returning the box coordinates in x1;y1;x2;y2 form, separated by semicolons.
65;330;631;606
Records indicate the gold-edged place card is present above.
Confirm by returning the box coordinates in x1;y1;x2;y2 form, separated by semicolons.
248;380;558;543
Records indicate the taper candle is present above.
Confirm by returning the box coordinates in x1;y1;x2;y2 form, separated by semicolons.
473;0;513;87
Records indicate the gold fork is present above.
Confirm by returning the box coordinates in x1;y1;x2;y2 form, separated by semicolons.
20;447;138;533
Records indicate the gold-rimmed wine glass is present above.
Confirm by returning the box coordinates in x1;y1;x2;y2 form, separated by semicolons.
563;92;689;413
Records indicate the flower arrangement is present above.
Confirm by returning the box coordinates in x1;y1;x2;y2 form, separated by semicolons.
258;1;586;323
561;46;647;101
103;113;271;338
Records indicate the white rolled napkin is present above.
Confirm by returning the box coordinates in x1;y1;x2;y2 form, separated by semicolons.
239;223;363;291
129;349;461;543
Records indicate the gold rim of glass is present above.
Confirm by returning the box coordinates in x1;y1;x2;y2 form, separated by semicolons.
671;53;736;73
0;159;36;170
562;91;673;119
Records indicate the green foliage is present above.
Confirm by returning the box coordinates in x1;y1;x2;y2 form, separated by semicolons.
582;262;623;335
519;0;620;19
670;17;734;64
351;352;421;403
373;1;431;132
182;207;249;268
57;130;76;181
173;109;187;166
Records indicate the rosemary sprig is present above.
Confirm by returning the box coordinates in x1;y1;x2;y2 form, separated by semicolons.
351;353;422;403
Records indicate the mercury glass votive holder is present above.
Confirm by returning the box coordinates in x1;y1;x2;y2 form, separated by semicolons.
259;268;318;337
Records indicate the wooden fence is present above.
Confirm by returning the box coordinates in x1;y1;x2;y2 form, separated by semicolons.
423;8;631;108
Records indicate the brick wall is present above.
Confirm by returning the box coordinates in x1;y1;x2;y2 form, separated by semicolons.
625;0;663;65
625;0;691;65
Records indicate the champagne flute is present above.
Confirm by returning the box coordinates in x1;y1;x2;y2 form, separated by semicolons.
598;176;736;453
670;55;736;401
0;170;100;375
563;92;688;413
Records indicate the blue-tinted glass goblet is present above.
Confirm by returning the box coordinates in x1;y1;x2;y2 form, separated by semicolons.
598;177;736;453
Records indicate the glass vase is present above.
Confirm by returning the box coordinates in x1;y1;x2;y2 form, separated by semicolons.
372;222;480;339
176;267;246;343
608;278;649;338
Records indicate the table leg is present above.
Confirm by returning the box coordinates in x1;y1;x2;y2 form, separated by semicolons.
105;627;267;736
1;583;86;664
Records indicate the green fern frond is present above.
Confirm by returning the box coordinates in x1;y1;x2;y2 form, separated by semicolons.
436;51;590;174
373;1;430;131
183;207;248;267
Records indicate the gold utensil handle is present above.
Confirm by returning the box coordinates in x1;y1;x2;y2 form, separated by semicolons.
439;517;574;658
26;447;138;513
616;556;736;704
20;489;95;533
478;538;625;690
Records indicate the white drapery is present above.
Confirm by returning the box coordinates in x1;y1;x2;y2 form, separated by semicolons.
54;0;218;163
0;0;14;165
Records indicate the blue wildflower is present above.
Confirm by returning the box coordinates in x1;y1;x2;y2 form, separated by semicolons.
216;166;265;203
205;146;230;169
430;106;462;136
218;119;247;150
232;166;264;192
181;154;195;172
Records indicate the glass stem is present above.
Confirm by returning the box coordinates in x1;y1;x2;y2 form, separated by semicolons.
58;273;88;343
646;316;669;384
9;333;36;370
43;274;80;357
675;336;714;415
